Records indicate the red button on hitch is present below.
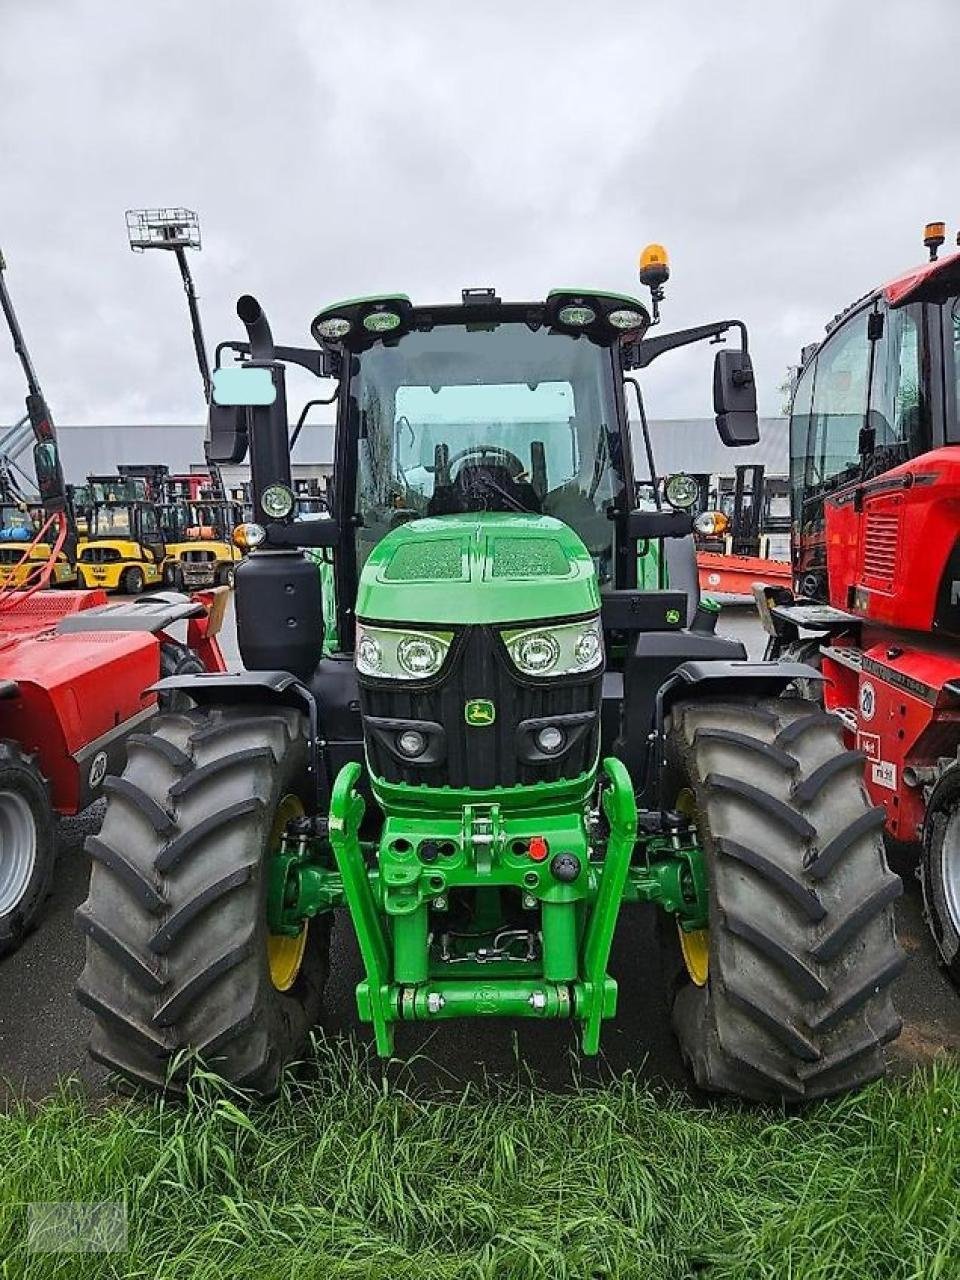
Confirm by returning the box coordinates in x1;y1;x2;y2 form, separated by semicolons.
528;836;549;862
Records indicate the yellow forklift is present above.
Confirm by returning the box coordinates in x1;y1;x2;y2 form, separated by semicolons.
75;474;166;593
160;494;243;589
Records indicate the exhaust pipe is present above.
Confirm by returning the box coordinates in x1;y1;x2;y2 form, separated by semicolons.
237;294;275;360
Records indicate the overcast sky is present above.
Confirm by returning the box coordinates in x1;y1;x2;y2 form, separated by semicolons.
1;0;957;433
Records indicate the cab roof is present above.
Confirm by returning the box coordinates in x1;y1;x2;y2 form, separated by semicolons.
881;250;960;307
311;289;651;348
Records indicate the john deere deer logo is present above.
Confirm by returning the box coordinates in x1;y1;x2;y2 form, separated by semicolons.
464;699;496;727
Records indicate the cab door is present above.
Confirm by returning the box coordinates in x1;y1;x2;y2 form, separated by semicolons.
790;304;872;601
136;504;166;569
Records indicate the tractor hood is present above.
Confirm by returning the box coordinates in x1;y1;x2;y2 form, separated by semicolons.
356;513;600;626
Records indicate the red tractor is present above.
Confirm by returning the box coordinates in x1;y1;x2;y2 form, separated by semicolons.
761;222;960;985
0;248;227;953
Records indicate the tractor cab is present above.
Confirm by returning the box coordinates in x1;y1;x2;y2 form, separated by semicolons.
76;475;166;593
788;229;960;620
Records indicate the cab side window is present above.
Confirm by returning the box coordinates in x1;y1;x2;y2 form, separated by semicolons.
866;302;922;474
789;355;816;531
808;307;871;493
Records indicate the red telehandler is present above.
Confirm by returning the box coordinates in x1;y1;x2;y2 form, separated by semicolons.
0;247;226;954
760;222;960;985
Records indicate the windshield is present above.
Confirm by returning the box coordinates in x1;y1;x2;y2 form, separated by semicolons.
91;506;133;538
350;323;625;582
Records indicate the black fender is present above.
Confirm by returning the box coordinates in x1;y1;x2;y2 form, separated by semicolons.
647;659;824;807
150;670;330;803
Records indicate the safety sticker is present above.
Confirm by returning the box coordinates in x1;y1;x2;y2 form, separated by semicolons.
871;760;897;791
857;732;880;762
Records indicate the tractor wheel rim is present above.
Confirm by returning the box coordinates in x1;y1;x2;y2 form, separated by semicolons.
941;808;960;935
266;793;309;992
678;925;709;986
674;786;708;984
0;789;37;917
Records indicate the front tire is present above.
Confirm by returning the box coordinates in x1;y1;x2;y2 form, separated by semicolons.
921;766;960;988
76;706;331;1096
0;742;56;956
122;566;145;595
663;696;905;1102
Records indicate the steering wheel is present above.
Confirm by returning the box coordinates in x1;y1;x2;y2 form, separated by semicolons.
447;445;527;480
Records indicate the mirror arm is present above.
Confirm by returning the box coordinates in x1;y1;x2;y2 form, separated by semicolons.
629;319;747;369
215;338;327;380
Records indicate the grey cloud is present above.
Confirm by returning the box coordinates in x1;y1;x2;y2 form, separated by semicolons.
1;0;957;428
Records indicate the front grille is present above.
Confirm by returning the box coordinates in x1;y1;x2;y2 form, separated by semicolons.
360;625;602;788
79;546;122;564
182;549;216;563
862;511;899;587
0;548;26;565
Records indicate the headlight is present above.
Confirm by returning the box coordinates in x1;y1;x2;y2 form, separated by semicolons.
355;624;452;680
233;521;266;550
664;473;699;510
694;510;730;537
503;617;603;678
261;484;295;519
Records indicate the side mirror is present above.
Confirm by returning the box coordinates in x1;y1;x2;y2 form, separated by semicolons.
714;348;759;446
208;402;250;465
212;365;276;406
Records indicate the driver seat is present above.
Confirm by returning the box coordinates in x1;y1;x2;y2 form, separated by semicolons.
427;462;542;517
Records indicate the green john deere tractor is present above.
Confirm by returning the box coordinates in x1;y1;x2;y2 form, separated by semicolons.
77;263;905;1102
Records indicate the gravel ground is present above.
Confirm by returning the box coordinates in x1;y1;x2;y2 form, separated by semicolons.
0;603;956;1102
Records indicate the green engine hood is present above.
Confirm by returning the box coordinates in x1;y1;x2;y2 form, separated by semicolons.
356;513;600;626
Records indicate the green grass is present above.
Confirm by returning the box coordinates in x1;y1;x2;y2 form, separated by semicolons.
0;1041;957;1280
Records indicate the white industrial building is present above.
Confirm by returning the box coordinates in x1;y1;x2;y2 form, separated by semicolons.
52;418;788;487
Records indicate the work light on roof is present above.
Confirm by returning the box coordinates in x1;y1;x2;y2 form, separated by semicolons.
607;308;647;331
363;310;402;333
316;316;352;340
557;304;596;327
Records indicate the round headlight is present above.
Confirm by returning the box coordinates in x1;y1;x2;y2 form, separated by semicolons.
233;521;266;550
665;474;700;510
574;625;602;670
261;484;295;519
607;308;647;330
316;316;352;340
694;510;730;537
535;725;566;754
357;632;382;674
396;729;427;758
515;631;561;674
363;310;401;333
557;304;596;327
397;634;445;678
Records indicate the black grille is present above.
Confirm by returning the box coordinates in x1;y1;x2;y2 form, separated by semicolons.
359;626;602;788
183;549;216;562
79;546;122;564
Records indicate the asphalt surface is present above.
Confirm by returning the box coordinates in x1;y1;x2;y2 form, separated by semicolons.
0;603;957;1102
